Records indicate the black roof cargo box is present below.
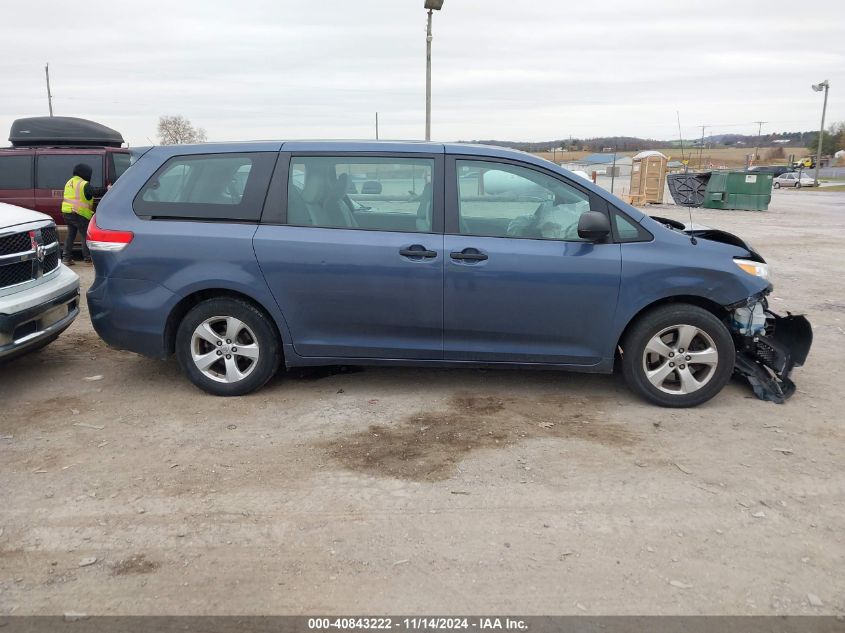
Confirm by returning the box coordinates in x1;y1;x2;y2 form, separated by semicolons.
9;116;124;148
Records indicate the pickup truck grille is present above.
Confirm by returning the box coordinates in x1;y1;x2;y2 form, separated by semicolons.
43;251;59;274
41;226;59;246
0;224;60;290
0;261;33;288
0;232;32;257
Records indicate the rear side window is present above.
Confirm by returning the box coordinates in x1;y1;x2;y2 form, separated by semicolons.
0;155;33;189
36;154;103;188
109;152;131;182
286;156;434;232
133;153;276;221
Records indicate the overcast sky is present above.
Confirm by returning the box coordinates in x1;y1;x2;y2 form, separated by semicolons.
1;0;843;146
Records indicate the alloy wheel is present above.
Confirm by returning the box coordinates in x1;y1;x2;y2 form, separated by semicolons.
190;316;260;383
641;324;719;395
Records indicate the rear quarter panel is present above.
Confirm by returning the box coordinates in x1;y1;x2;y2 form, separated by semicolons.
89;143;291;357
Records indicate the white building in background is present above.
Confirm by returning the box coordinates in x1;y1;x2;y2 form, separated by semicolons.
560;153;633;178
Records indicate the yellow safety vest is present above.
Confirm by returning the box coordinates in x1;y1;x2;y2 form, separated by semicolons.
61;175;94;220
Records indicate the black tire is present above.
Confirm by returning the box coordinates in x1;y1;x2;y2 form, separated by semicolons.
621;304;735;408
773;182;780;189
175;298;282;396
795;182;801;189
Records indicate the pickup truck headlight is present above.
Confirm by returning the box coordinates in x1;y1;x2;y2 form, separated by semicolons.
734;258;770;281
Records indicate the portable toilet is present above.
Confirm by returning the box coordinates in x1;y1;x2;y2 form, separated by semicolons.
629;151;668;205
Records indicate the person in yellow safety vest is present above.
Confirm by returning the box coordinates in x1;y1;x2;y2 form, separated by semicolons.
61;163;96;266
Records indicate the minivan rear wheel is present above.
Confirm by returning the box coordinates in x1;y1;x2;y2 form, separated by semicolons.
176;298;281;396
621;304;735;408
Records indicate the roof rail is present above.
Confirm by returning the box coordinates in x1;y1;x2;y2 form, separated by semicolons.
1;144;128;151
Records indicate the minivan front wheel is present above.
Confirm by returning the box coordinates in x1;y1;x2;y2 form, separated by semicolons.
176;298;281;396
621;304;735;407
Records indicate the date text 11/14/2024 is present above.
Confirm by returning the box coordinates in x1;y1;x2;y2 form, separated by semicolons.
308;617;528;630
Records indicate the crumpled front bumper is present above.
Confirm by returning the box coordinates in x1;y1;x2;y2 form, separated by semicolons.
732;306;813;404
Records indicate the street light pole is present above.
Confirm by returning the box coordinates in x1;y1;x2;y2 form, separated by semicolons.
425;9;433;140
424;0;444;141
812;80;829;186
45;63;54;116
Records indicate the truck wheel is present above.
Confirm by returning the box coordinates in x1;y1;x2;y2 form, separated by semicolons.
621;304;735;408
176;298;281;396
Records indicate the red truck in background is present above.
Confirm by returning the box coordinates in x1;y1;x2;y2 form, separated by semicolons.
0;117;131;242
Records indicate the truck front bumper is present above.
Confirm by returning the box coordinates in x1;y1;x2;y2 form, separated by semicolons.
0;267;80;361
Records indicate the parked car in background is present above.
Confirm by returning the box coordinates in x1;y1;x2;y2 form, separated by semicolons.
86;141;810;407
0;203;79;361
0;117;130;247
773;172;817;188
748;165;791;178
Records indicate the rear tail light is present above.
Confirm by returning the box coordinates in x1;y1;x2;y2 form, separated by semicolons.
87;214;134;252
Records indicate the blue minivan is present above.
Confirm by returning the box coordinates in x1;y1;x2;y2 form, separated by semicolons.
86;141;810;407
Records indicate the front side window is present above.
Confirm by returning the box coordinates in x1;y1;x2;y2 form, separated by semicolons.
36;154;103;189
287;156;434;232
456;160;595;241
133;152;276;221
0;155;33;189
613;211;651;243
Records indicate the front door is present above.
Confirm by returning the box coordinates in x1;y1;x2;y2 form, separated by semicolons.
254;153;445;359
443;158;621;365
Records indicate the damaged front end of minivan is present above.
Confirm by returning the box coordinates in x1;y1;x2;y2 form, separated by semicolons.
656;217;815;404
727;292;812;403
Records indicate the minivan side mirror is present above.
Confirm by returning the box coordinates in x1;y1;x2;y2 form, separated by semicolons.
577;211;611;241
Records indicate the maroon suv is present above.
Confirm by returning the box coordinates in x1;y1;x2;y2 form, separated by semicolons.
0;117;130;241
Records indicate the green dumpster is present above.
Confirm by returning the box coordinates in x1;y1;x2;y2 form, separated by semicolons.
702;170;772;211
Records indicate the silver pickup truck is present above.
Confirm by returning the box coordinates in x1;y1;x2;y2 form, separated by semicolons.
0;203;80;361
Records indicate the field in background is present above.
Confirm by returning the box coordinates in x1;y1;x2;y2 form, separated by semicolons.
532;146;811;169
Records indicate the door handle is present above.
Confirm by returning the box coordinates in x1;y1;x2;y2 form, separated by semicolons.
399;246;437;258
450;248;488;261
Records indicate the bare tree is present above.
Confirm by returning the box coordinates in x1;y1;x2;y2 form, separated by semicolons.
157;115;207;145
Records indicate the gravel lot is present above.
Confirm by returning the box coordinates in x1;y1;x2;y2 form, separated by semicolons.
1;189;843;615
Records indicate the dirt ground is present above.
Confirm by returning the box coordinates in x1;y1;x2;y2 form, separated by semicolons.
1;189;843;616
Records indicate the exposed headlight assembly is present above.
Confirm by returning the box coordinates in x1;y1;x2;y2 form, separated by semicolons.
734;258;770;281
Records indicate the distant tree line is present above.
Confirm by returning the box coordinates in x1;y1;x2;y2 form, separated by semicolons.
463;126;845;155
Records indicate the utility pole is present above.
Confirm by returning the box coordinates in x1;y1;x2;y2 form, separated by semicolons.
425;8;433;140
753;120;767;163
811;80;830;186
45;63;54;116
698;125;707;169
375;112;379;140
